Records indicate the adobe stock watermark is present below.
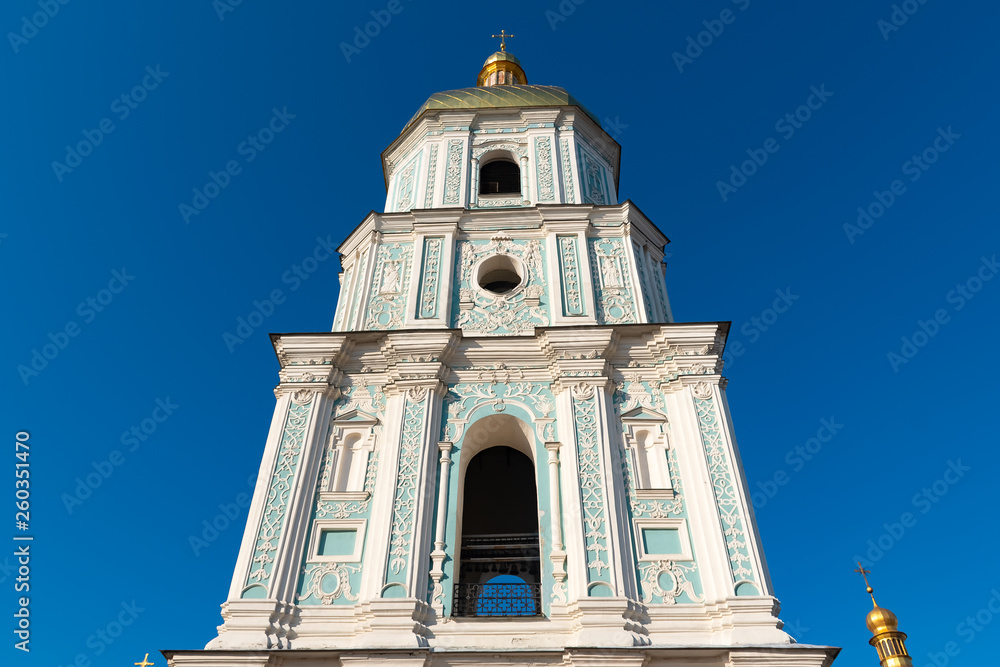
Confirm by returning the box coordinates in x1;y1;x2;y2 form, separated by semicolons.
844;126;960;243
222;235;338;352
672;0;752;73
545;0;587;31
189;473;257;556
716;84;833;201
7;0;71;54
853;459;970;568
722;288;800;371
61;397;179;514
51;65;170;182
751;417;843;509
924;588;1000;667
877;0;931;41
887;254;996;372
53;600;145;667
16;268;135;386
179;106;296;224
339;0;414;63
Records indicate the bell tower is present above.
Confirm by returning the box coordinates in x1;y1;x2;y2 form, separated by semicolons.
166;43;839;667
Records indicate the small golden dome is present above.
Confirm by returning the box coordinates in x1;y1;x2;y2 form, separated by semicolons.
866;606;899;634
477;50;527;87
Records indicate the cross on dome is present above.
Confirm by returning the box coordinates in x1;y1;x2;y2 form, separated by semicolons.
491;29;515;51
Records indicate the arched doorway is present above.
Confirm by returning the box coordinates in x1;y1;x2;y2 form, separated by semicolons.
454;444;541;617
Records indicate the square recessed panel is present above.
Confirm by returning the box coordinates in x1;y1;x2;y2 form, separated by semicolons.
634;518;692;561
318;529;357;557
642;528;682;556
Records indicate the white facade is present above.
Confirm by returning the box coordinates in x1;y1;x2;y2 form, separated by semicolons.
166;64;838;667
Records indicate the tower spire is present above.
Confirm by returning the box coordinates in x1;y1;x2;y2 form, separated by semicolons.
856;564;914;667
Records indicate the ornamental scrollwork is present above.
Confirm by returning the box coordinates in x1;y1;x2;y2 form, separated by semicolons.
694;395;756;585
454;236;549;335
638;560;702;605
246;401;310;586
573;392;610;580
589;238;638;325
385;395;426;583
298;562;361;605
365;242;413;330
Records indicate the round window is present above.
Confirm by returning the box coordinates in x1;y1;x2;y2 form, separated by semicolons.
477;255;523;295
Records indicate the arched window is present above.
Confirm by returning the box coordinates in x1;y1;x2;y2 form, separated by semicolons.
454;445;541;617
479;159;521;195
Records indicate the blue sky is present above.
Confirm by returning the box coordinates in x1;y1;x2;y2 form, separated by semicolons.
2;1;998;665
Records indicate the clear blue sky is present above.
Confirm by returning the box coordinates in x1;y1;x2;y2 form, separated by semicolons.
3;1;998;665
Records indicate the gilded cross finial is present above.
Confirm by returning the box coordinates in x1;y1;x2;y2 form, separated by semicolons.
491;29;515;51
135;654;155;667
855;562;877;606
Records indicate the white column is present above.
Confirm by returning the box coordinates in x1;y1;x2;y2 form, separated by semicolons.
429;441;454;616
470;157;479;208
520;155;530;204
545;441;568;606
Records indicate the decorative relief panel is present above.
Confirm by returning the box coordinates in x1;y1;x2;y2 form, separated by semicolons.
451;233;550;335
557;235;584;316
534;136;555;202
577;145;611;205
612;375;704;604
443;139;464;205
693;388;758;590
654;260;670;321
417;237;443;319
442;375;555;444
246;400;311;590
423;143;438;208
560;138;575;204
394;152;421;212
633;244;655;321
572;386;611;586
384;394;427;587
588;237;638;325
333;265;352;330
298;563;361;605
346;248;369;330
365;242;414;330
297;380;385;605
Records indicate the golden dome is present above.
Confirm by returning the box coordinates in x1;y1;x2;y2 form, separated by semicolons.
866;605;899;634
477;50;527;87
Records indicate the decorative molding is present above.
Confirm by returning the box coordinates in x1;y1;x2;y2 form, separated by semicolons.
454;236;549;335
558;235;583;316
365;242;414;330
589;238;638;325
694;394;758;588
471;140;527;160
395;154;418;212
443;139;464;205
385;394;426;586
423;143;438;208
560;137;575;204
246;400;311;588
637;560;702;605
298;562;361;605
535;136;555;202
346;248;370;330
418;237;443;319
572;392;610;583
633;243;655;321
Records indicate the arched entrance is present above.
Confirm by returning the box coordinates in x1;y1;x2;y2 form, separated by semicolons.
453;416;542;617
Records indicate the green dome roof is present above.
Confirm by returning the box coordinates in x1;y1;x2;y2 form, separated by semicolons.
405;84;599;129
